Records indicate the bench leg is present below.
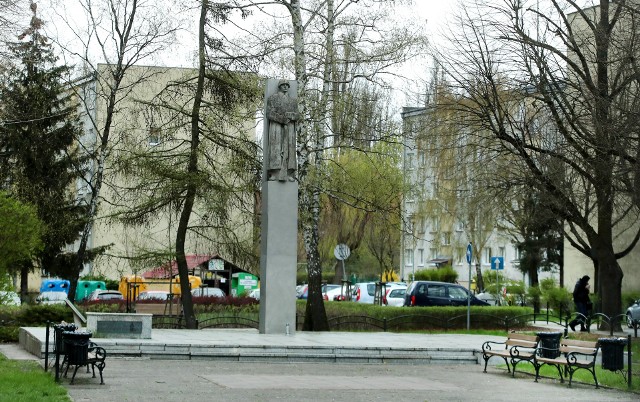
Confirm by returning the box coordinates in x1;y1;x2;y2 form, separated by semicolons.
93;361;105;385
567;366;598;389
483;355;510;373
552;364;564;383
70;365;81;385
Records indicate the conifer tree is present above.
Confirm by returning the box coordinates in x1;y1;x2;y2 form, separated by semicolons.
0;3;87;296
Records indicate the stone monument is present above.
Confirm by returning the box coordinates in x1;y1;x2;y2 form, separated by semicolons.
259;78;299;334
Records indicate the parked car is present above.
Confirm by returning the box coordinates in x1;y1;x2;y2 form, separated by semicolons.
0;291;21;306
298;284;339;300
87;290;124;302
324;285;347;301
475;292;498;306
36;291;68;305
351;282;406;304
404;281;490;307
191;287;225;298
383;285;407;307
137;291;170;301
627;299;640;328
351;282;377;304
248;289;260;300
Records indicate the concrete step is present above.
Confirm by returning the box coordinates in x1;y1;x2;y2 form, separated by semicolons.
20;327;486;366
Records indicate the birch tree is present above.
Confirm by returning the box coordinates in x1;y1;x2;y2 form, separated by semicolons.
258;0;425;330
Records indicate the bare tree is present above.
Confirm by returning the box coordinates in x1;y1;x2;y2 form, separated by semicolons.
0;0;25;42
439;0;640;324
43;0;179;300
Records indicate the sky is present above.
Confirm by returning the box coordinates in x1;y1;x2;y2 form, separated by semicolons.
28;0;457;109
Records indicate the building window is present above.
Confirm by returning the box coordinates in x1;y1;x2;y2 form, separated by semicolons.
499;246;505;257
443;232;451;246
455;221;465;232
430;217;440;232
148;127;161;146
405;249;413;266
484;248;492;264
430;248;438;260
406;153;415;170
418;248;424;266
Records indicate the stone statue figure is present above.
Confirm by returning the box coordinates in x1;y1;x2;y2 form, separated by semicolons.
266;79;298;182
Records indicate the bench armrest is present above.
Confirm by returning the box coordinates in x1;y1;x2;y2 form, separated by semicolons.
510;344;536;358
566;350;597;364
482;340;506;352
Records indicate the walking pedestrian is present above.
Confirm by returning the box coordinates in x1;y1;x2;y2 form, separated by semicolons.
569;275;591;332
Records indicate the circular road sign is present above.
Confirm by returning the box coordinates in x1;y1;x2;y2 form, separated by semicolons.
334;244;351;261
466;243;473;264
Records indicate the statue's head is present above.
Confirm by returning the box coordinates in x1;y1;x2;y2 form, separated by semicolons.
278;79;290;89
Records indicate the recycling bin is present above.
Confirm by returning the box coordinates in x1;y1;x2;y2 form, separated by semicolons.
536;331;562;358
62;331;92;366
599;337;626;371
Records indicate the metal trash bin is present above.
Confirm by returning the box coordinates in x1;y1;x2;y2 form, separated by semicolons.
536;332;562;358
53;323;77;355
62;331;92;366
599;337;626;371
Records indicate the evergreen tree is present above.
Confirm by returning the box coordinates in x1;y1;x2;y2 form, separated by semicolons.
0;4;87;296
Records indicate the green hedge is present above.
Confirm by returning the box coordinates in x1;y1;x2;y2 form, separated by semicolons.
0;305;72;343
296;300;533;331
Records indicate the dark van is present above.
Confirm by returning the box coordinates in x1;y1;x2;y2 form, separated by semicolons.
404;281;490;307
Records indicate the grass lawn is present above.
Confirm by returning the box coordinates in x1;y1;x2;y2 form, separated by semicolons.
0;355;70;402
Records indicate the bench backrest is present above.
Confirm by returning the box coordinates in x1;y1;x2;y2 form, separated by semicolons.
559;339;598;355
505;333;538;348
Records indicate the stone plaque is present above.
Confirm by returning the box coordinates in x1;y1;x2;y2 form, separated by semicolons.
97;320;143;334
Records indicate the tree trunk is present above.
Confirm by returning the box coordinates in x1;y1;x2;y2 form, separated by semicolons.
176;0;208;330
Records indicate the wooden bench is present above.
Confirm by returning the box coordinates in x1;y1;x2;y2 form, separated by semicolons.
533;338;599;388
482;333;539;377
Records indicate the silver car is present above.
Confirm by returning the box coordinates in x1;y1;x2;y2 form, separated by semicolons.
36;291;68;304
627;299;640;328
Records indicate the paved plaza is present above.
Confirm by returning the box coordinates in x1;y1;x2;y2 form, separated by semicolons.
1;325;638;402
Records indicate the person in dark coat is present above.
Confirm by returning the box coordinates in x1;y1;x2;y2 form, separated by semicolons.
569;275;591;332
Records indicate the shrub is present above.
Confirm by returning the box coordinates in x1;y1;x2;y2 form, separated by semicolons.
543;286;572;315
539;277;556;293
413;266;458;283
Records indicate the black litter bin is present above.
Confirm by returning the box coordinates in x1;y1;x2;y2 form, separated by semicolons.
599;337;626;371
62;331;92;366
53;323;77;355
536;331;562;358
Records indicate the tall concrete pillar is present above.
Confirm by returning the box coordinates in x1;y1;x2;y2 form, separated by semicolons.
259;181;298;334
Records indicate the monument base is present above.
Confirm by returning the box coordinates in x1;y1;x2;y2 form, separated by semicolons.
259;180;298;334
86;312;152;339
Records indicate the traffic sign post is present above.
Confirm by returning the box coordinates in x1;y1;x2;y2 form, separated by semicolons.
466;243;472;331
491;257;504;305
334;244;351;281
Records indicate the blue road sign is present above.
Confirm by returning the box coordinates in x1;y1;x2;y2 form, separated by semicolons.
491;256;504;270
466;243;472;264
